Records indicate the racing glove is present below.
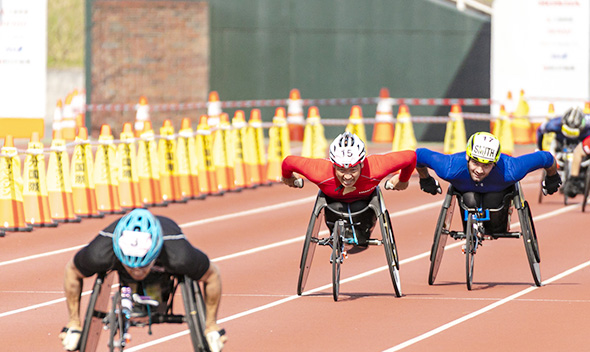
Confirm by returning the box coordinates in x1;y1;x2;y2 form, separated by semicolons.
419;176;442;195
542;173;562;195
60;326;81;351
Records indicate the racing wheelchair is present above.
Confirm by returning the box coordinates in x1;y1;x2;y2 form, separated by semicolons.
429;182;541;290
78;271;213;351
538;140;590;210
296;186;402;301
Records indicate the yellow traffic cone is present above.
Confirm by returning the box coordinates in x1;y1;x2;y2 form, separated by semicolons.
23;132;58;227
177;118;204;200
267;107;291;183
372;88;395;143
0;135;33;231
287;88;305;141
512;89;533;144
158;120;187;203
541;103;556;152
345;106;367;143
443;104;466;154
392;105;417;151
492;105;514;156
137;122;167;207
71;127;102;218
243;109;264;187
195;115;221;195
302;106;327;158
231;110;249;189
116;123;143;209
212;113;236;192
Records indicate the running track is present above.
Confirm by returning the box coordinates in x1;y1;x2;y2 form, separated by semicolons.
1;145;589;351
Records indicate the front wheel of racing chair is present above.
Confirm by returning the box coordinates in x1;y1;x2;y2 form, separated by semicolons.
514;184;542;287
464;213;478;291
331;220;344;301
428;186;457;285
79;272;116;352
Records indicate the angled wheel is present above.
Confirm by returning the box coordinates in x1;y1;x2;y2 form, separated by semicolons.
297;210;323;295
465;214;477;291
563;161;571;205
107;292;125;352
381;210;402;297
428;193;456;285
519;203;542;286
80;272;115;352
181;276;210;351
582;168;590;212
332;220;344;302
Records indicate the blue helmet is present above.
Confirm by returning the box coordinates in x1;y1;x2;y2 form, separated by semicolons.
113;209;163;268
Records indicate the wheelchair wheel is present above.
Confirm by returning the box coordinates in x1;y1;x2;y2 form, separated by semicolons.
465;214;477;291
519;203;542;287
181;276;210;352
80;272;115;352
106;292;125;352
297;211;323;295
428;193;455;285
381;210;402;297
563;162;571;206
582;169;590;212
332;220;344;302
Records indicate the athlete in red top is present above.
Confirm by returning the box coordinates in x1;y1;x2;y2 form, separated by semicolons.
281;132;416;246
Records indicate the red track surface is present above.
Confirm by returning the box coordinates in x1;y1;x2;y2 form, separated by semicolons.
1;145;590;351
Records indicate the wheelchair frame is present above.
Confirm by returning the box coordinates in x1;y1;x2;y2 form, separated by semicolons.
429;182;541;290
297;186;402;301
78;272;210;352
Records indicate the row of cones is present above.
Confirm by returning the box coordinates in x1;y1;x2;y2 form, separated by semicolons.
0;109;293;232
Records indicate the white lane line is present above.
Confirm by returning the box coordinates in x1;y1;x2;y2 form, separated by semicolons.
382;260;590;352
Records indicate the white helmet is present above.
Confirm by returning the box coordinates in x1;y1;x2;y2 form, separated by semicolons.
329;132;366;168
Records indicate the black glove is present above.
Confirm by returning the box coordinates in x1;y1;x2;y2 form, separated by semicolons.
542;173;562;195
419;176;442;195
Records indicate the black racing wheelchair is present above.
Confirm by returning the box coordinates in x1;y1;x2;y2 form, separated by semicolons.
296;186;402;301
429;182;541;290
78;271;212;351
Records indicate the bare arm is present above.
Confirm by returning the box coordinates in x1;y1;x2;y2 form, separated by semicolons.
416;166;431;179
570;144;584;177
199;263;224;335
64;258;85;328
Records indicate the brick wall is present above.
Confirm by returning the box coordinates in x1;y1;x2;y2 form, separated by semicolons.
89;0;209;136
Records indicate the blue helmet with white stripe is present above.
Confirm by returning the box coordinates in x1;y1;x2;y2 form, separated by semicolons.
113;209;163;268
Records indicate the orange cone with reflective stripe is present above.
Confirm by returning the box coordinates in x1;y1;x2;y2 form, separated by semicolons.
95;125;124;214
117;123;143;209
196;115;221;195
61;92;77;141
231;110;249;189
243;110;262;187
158;120;187;203
137;122;167;207
492;105;514;156
0;136;33;232
287;89;305;141
177;118;204;200
267;107;291;183
52;99;63;139
372;88;395;143
345;106;367;143
213;113;236;192
540;103;556;152
301;106;327;158
443;104;466;154
134;96;150;137
392;104;417;151
207;91;222;128
47;130;81;223
71;127;102;218
23;132;58;227
512;89;533;144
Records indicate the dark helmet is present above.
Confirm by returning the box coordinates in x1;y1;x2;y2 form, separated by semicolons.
561;106;586;138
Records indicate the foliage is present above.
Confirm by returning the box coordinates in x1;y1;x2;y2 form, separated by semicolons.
47;0;84;68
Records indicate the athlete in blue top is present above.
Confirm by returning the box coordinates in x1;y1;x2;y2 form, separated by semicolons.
412;132;561;234
536;106;589;197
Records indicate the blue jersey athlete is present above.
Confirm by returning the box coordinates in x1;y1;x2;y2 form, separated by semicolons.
413;132;561;234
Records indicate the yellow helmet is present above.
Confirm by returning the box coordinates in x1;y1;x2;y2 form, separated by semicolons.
466;132;501;164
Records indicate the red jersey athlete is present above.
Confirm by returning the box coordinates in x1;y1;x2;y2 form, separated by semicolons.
282;132;416;246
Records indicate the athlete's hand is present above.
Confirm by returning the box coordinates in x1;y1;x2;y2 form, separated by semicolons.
419;176;442;195
542;172;562;195
281;176;303;188
384;174;408;191
59;325;82;351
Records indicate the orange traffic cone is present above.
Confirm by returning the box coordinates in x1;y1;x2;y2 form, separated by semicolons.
134;96;150;137
195;115;221;195
0;135;33;232
213;113;236;192
287;89;305;141
245;109;268;186
512;89;532;144
61;92;77;141
52;99;63;139
267;107;291;183
177;118;204;200
443;104;466;154
158;120;187;203
207;91;222;128
584;102;590;115
372;87;395;143
137;122;167;207
492;105;514;156
301;106;327;158
71;127;102;218
23;132;58;227
117;123;143;209
231;110;249;189
540;103;556;151
345;106;367;143
95;125;125;214
47;130;81;223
